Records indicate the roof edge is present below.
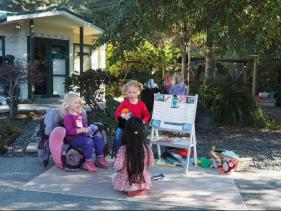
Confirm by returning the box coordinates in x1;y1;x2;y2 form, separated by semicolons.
2;7;103;33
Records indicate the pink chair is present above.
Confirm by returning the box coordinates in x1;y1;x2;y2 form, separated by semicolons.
49;126;66;169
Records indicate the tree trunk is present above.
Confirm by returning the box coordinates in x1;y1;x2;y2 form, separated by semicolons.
187;41;191;89
205;37;215;81
252;57;258;97
181;44;187;82
9;95;14;119
8;81;18;119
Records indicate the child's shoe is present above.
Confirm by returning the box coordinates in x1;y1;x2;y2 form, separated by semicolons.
127;189;149;197
82;160;97;173
95;156;109;169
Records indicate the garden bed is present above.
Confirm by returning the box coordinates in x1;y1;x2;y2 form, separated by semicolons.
0;113;42;154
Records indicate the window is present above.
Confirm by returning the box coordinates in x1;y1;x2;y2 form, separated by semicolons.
0;36;5;64
73;44;91;72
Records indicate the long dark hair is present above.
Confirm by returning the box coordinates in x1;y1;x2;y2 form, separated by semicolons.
122;117;149;185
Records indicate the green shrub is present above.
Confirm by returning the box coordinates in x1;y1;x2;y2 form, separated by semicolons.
66;69;115;111
190;81;267;127
88;96;119;136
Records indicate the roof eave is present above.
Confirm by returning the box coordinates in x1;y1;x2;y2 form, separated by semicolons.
2;9;103;34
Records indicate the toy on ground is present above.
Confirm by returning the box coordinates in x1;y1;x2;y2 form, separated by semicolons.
156;159;176;167
210;148;239;175
152;174;165;181
197;157;213;168
222;158;238;174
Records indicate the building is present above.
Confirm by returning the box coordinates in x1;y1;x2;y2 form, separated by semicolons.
0;8;106;100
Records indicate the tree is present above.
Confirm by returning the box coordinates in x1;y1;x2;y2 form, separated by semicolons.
73;0;198;85
0;0;72;12
0;63;41;118
72;0;281;84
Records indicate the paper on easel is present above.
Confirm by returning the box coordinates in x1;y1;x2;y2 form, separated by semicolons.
151;94;196;132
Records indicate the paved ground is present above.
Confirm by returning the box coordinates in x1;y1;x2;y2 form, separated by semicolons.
1;101;281;210
1;156;281;210
232;170;281;210
0;156;198;210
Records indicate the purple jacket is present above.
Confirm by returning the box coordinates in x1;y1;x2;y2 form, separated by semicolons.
169;84;188;95
64;113;87;140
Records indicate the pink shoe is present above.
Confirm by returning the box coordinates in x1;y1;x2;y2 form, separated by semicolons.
127;189;149;197
95;156;109;169
82;160;97;173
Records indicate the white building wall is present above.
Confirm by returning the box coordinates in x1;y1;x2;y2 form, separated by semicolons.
0;20;106;100
91;44;106;70
0;24;29;100
99;44;106;69
91;48;99;70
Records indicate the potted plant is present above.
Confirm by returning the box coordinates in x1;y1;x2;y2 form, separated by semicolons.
195;82;217;129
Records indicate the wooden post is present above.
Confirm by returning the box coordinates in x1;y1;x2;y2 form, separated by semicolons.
252;57;257;97
79;27;84;73
28;19;34;99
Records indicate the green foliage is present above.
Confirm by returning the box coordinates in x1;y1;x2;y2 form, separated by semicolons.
28;112;36;119
265;119;281;130
1;0;72;12
104;42;179;96
88;96;119;136
66;69;114;111
191;81;267;127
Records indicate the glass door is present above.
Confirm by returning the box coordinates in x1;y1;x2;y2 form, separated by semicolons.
34;39;48;95
50;44;67;96
34;38;69;97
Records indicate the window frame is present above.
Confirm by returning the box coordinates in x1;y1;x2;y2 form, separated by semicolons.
0;36;5;64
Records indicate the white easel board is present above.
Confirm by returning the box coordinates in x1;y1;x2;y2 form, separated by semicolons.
150;94;197;133
150;94;198;173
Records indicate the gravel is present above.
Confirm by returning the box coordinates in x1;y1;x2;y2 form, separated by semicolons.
2;119;281;171
196;127;281;170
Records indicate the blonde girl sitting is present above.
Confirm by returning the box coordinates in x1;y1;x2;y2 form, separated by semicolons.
60;92;108;173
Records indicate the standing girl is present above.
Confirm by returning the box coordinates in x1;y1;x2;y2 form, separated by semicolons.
161;73;173;94
113;80;151;156
169;72;188;95
112;117;155;196
60;92;108;173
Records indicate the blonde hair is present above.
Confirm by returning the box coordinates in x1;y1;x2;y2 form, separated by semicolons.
173;72;185;85
123;80;143;93
59;92;84;118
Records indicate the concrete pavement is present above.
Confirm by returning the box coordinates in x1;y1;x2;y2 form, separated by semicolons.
0;156;194;210
1;156;281;210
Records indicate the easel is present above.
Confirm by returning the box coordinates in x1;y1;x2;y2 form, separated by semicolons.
150;94;198;173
